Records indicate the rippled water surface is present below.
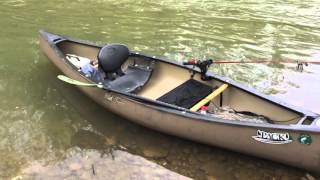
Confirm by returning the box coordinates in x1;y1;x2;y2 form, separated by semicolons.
0;0;320;179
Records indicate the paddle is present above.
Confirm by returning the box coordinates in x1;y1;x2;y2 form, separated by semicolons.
57;75;190;112
57;75;104;88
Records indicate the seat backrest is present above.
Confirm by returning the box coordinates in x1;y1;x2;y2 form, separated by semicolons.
97;44;129;73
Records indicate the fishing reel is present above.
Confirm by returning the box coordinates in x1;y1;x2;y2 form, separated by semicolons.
183;59;213;80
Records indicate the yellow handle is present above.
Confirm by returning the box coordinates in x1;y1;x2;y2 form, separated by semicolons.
190;84;229;112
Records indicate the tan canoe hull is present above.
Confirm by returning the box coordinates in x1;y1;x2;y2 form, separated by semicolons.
39;31;320;173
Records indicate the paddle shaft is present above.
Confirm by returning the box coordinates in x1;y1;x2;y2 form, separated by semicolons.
57;75;103;88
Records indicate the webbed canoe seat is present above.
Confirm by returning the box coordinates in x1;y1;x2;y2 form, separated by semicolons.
98;44;153;93
190;84;228;112
157;79;214;109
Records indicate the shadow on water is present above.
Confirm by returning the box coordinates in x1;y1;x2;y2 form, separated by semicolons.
16;60;318;180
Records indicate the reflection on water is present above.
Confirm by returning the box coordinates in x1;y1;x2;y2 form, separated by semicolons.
0;0;320;179
275;65;320;112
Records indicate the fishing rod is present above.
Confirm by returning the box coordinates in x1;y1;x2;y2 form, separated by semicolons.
184;59;320;71
206;60;320;64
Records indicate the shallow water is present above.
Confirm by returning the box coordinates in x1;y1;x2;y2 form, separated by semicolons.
0;0;320;179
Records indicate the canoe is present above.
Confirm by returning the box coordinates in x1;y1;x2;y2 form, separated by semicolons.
39;30;320;173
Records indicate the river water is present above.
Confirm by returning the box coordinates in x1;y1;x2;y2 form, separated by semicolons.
0;0;320;179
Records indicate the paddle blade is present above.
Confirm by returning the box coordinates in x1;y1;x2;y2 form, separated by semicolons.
57;75;97;87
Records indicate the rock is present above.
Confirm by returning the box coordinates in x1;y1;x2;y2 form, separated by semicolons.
11;176;22;180
188;155;197;165
69;163;82;171
280;175;291;180
24;163;46;174
79;171;91;179
196;153;212;162
200;162;216;173
105;136;116;146
71;130;105;149
143;146;168;158
119;145;127;150
225;166;234;173
206;176;217;180
305;173;316;180
192;146;198;153
183;148;191;154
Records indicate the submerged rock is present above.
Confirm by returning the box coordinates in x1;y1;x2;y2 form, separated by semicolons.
305;173;316;180
206;176;217;180
105;136;116;146
143;146;169;158
196;153;212;162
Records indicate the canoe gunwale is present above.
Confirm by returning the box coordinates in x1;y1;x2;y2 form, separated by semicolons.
39;30;320;133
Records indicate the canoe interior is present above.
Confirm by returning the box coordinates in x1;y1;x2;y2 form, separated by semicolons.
56;40;306;125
